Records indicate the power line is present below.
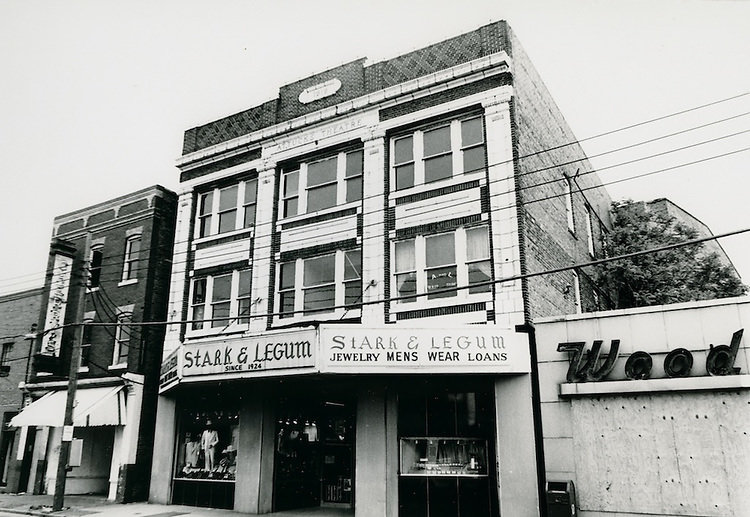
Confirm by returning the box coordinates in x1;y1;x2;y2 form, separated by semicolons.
26;225;750;332
0;92;748;288
5;124;746;293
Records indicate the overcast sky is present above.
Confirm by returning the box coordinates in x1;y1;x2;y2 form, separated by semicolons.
1;0;749;296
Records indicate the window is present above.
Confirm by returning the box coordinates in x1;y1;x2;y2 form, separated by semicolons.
88;245;103;288
393;226;491;303
113;312;132;365
122;235;141;281
189;269;252;331
585;207;595;257
572;271;582;314
391;115;485;191
0;343;12;375
280;149;363;218
197;179;258;238
80;321;92;369
278;249;361;319
565;178;575;232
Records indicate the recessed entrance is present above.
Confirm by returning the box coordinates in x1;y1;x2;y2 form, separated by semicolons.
273;392;355;512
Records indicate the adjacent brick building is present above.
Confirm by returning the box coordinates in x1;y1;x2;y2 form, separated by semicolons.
151;21;612;517
10;185;176;502
0;287;42;490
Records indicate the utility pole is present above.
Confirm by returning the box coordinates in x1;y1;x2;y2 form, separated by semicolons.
53;233;90;512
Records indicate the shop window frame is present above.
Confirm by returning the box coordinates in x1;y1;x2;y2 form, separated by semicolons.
275;248;362;323
187;269;252;336
279;148;364;220
391;225;492;309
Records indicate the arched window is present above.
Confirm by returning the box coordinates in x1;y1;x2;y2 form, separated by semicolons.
122;235;141;282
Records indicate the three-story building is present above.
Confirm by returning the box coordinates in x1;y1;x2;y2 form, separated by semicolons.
151;21;611;517
11;185;176;502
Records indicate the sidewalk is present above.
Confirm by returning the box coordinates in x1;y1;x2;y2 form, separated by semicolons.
0;493;353;517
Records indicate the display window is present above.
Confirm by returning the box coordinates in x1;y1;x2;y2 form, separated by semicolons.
174;409;239;481
273;394;355;512
397;380;497;517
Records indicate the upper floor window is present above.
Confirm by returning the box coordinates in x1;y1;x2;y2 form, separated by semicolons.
393;225;491;303
112;311;132;366
392;116;486;191
565;178;575;232
189;269;252;332
88;245;103;288
122;235;141;282
277;248;361;320
280;149;363;218
197;179;258;238
0;343;12;376
585;207;595;257
80;317;93;369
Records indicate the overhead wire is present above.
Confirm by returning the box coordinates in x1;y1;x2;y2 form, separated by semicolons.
13;118;749;291
0;91;748;290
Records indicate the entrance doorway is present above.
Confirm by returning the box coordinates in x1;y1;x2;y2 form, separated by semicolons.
273;393;355;512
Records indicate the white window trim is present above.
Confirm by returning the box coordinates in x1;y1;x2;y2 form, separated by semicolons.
279;149;363;220
79;311;95;373
572;271;582;314
390;115;485;194
391;226;492;312
87;244;104;292
565;178;575;233
274;249;362;324
110;305;134;368
186;269;252;337
121;234;141;284
585;208;595;257
195;179;258;239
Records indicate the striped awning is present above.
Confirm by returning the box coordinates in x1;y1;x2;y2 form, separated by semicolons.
10;385;127;427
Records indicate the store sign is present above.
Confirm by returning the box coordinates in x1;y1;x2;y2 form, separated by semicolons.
40;253;74;357
182;329;316;377
159;348;180;388
558;328;744;382
320;325;530;373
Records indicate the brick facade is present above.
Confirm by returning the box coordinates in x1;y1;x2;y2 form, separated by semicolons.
156;21;615;517
15;185;176;502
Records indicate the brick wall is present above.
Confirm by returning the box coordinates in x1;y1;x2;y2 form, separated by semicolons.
182;22;514;154
506;26;613;320
0;288;42;410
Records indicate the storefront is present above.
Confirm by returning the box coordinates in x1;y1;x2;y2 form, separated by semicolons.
9;379;140;499
151;325;541;517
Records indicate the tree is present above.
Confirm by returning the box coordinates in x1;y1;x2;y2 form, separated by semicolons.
596;200;747;308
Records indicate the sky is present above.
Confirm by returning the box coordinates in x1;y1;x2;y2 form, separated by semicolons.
1;0;749;296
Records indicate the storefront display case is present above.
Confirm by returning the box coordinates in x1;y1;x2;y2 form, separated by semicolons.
172;408;239;509
400;437;488;477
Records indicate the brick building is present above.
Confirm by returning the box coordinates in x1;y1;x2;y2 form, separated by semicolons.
0;287;42;490
151;21;612;516
10;186;176;502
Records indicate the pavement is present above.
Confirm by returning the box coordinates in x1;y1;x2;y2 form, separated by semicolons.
0;493;353;517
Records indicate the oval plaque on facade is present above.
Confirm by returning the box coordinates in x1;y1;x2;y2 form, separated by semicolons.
298;78;342;104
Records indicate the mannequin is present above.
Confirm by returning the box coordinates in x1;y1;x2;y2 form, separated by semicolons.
201;420;219;471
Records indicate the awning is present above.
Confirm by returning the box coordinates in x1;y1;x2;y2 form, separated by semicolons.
10;385;127;427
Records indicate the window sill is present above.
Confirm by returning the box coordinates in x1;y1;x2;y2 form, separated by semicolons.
278;201;360;226
273;309;361;327
108;364;127;372
77;366;90;373
391;292;493;311
118;278;138;287
390;170;485;199
185;325;249;340
193;228;254;248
